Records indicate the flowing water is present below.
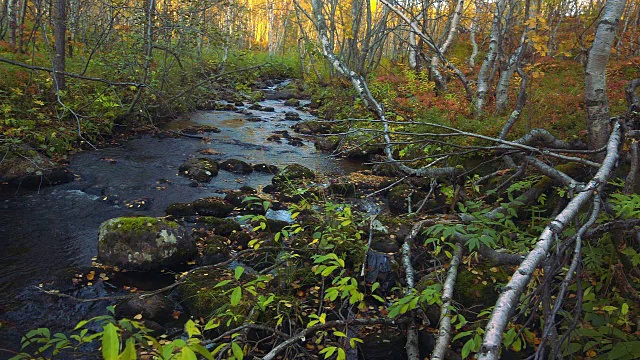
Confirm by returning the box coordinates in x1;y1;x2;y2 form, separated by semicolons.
0;88;359;356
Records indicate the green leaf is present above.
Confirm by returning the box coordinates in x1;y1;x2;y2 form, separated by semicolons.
371;282;380;292
190;343;216;360
120;338;137;360
179;346;197;360
214;279;232;288
185;320;201;338
231;342;244;360
337;348;346;360
234;266;245;280
204;319;220;331
74;320;89;330
333;331;347;337
101;323;119;360
607;341;640;359
461;337;475;359
230;286;242;306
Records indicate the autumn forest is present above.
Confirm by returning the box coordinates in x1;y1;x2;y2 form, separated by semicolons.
1;0;640;359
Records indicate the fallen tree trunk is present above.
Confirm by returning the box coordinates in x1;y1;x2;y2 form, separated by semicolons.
476;119;623;360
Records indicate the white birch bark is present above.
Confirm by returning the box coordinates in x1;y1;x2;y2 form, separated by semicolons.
476;121;623;360
476;0;507;114
431;0;465;92
267;0;276;55
469;0;479;69
585;0;627;151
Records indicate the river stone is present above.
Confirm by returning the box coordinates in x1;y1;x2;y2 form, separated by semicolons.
198;235;231;266
194;217;242;236
178;158;218;182
165;202;197;217
293;121;330;135
284;98;300;107
314;136;339;151
97;217;195;271
0;146;73;188
219;159;253;174
284;111;300;120
271;164;315;185
115;294;178;324
253;163;279;174
192;197;234;217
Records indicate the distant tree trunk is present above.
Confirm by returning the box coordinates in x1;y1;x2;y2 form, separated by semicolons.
267;0;276;55
430;0;464;93
468;0;479;69
52;0;66;92
7;0;17;49
476;0;507;114
585;0;626;152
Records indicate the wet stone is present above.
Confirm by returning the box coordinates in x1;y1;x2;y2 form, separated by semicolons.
178;158;218;183
192;197;234;217
219;159;253;174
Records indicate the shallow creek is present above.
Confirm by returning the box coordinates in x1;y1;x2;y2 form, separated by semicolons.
0;89;359;355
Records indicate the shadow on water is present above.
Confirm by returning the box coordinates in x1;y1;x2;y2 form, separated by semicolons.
0;92;361;357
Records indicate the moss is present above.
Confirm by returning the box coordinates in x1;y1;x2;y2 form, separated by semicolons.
195;216;241;236
192;197;234;217
100;217;178;240
272;164;315;186
176;268;255;320
453;264;511;309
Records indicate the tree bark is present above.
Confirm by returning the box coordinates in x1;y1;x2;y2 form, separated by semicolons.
52;0;66;92
430;0;465;93
476;121;623;360
585;0;626;151
476;0;507;114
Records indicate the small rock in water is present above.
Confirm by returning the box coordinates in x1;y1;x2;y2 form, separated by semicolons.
284;111;301;120
284;98;300;107
219;159;253;174
253;164;279;174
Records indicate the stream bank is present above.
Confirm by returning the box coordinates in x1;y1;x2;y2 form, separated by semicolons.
0;82;364;355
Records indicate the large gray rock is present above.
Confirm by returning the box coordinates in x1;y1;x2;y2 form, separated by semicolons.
98;217;195;271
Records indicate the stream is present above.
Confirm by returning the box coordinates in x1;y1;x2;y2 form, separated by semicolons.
0;85;359;356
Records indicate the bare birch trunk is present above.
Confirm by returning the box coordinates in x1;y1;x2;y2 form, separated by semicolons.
469;0;479;69
476;0;507;114
431;0;465;93
585;0;626;152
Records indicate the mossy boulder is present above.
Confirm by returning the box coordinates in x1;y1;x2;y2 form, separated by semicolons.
219;159;253;174
192;197;234;217
0;146;73;188
284;98;300;107
178;158;218;182
271;164;315;186
313;136;339;151
97;217;195;271
193;216;241;237
165;202;197;217
292;121;331;135
224;188;267;215
175;268;256;320
198;235;232;266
